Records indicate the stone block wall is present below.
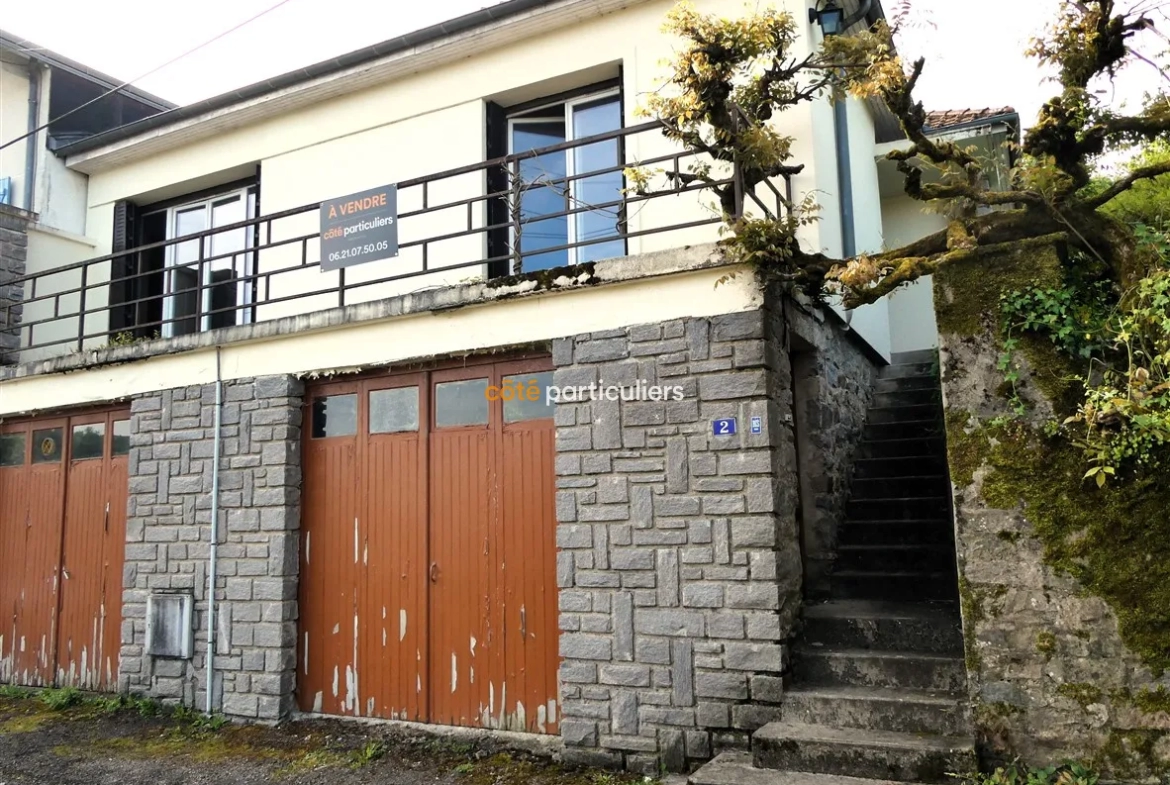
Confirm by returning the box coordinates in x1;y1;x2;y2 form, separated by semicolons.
552;308;801;773
785;303;879;599
0;205;29;363
120;375;303;720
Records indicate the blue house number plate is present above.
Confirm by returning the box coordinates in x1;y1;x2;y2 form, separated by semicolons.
713;418;737;436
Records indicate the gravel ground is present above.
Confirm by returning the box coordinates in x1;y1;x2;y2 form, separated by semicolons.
0;690;649;785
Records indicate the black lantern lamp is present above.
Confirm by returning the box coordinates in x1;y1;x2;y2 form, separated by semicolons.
809;0;871;37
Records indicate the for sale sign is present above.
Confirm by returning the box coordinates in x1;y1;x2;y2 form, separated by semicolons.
319;184;399;271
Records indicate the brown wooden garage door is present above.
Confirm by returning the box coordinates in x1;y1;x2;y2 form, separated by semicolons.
0;408;130;690
299;356;559;733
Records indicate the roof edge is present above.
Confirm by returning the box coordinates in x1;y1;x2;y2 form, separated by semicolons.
0;28;177;111
57;0;584;160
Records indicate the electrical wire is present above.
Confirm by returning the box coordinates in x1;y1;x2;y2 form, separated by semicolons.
0;0;296;153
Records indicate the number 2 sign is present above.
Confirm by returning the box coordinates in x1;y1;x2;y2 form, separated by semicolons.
712;418;737;436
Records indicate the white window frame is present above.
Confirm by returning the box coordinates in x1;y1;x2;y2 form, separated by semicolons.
162;187;256;338
506;88;622;268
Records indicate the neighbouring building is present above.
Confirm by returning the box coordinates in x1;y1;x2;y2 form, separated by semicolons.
0;0;1070;780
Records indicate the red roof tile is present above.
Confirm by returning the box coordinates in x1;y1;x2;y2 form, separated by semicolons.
924;107;1016;131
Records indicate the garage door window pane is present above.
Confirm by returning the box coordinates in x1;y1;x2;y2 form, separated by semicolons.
113;420;132;456
435;379;489;427
371;387;419;433
503;371;555;422
33;428;63;464
312;394;358;438
72;423;106;461
0;433;24;466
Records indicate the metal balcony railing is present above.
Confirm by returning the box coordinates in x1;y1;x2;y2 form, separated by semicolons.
0;120;797;364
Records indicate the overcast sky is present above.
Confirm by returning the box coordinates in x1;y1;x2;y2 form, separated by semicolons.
1;0;1165;131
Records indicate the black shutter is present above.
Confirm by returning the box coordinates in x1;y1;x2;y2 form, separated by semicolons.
109;200;139;335
485;100;510;279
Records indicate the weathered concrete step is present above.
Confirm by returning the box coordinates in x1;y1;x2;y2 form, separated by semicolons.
752;722;976;783
802;600;963;655
836;544;955;573
853;456;949;479
850;476;952;499
690;752;901;785
864;420;946;441
846;497;951;521
878;362;937;380
837;520;953;546
782;686;971;736
858;437;946;459
868;405;943;425
792;647;967;692
874;376;941;395
871;388;942;408
889;350;940;365
830;570;958;603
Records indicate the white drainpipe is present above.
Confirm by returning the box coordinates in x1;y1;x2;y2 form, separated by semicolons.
205;347;223;714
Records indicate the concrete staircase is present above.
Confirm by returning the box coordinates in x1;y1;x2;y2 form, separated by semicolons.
690;350;974;785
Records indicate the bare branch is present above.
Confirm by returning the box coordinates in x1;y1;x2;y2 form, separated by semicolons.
1086;158;1170;207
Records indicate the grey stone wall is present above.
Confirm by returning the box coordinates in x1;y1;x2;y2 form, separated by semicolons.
120;375;302;720
552;308;800;773
0;205;29;363
785;303;879;599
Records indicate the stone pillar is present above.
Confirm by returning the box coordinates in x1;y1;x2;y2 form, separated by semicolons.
120;375;303;719
553;309;801;773
0;204;30;363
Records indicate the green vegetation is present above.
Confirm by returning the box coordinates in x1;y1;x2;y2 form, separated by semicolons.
955;760;1098;785
1055;683;1102;708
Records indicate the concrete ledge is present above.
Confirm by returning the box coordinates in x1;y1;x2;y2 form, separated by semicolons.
293;712;565;760
2;243;729;382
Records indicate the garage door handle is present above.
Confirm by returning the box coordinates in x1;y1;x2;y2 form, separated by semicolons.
429;562;439;583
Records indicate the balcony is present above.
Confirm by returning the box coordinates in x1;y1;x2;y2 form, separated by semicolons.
1;121;797;367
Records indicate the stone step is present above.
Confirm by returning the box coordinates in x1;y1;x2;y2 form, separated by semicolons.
850;476;952;500
689;752;902;785
889;350;940;365
864;420;946;441
801;600;964;655
782;686;971;736
836;544;955;573
873;377;941;395
792;647;967;692
752;722;976;783
858;437;947;460
830;570;958;603
867;405;944;425
853;456;950;479
878;362;937;380
871;388;942;408
846;497;951;521
837;520;953;546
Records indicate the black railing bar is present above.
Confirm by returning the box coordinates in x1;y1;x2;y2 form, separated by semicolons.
13;174;735;324
40;209;727;348
7;124;671;286
746;190;777;221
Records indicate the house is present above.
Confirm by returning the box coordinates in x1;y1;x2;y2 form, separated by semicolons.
0;29;174;359
0;0;1007;777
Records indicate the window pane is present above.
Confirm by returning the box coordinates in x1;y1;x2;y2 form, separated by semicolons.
503;371;555;423
571;97;625;262
312;394;357;438
113;420;131;456
0;433;24;466
519;186;568;270
513;120;566;182
174;206;207;266
435;379;489;427
32;428;63;464
71;423;106;461
370;387;419;433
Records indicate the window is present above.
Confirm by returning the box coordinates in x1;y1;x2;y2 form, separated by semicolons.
370;387;420;434
508;89;625;271
435;379;489;427
113;420;132;456
71;423;106;461
32;428;63;464
0;433;24;466
160;186;258;338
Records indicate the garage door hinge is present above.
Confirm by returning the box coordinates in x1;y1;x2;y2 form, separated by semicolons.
104;501;110;533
